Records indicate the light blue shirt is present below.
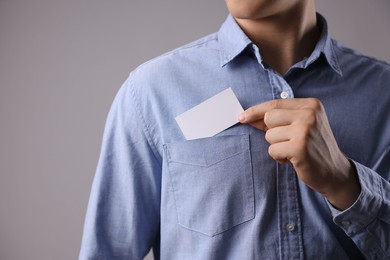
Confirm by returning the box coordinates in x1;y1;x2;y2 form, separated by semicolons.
80;14;390;259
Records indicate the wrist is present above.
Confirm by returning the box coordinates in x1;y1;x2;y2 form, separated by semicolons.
325;160;361;211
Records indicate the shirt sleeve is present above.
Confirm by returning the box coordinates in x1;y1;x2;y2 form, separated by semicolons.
328;159;390;259
79;76;162;260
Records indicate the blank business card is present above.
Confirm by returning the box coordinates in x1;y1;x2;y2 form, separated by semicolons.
175;88;244;140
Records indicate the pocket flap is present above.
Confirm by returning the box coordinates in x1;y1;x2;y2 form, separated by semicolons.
166;134;249;167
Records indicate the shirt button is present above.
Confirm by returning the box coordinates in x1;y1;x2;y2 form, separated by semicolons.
341;220;351;227
280;91;289;99
286;223;295;232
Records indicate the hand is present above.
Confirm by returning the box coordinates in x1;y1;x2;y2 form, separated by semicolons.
238;98;360;210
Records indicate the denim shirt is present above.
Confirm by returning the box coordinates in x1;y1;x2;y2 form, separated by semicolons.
80;14;390;260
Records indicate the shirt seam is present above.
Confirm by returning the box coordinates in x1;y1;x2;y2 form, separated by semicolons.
328;39;343;75
333;41;390;67
134;33;219;72
127;73;163;164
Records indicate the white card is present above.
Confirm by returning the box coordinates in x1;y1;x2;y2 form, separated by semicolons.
175;88;244;140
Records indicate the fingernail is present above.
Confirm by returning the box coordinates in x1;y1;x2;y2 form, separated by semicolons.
238;112;246;122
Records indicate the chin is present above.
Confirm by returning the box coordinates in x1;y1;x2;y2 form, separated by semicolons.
225;0;296;20
229;9;266;21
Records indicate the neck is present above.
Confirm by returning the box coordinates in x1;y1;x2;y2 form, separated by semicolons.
234;2;319;75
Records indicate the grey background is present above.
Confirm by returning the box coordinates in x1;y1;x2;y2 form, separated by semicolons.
0;1;388;260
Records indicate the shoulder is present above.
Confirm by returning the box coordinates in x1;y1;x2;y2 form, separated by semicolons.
118;31;222;121
121;31;222;105
331;39;390;76
130;32;220;81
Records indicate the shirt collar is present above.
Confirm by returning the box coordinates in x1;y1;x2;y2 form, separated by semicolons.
305;13;342;76
218;15;252;67
218;13;342;76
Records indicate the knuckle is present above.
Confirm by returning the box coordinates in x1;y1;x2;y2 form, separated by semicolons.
307;98;323;110
264;111;271;126
268;144;277;159
264;128;272;142
297;124;311;138
304;108;317;126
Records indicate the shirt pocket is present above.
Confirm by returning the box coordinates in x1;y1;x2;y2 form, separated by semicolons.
164;134;254;237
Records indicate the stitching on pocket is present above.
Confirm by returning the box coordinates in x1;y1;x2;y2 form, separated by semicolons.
165;135;254;236
167;134;248;166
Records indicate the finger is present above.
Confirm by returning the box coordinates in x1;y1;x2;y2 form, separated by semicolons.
248;120;268;131
238;99;283;123
248;109;309;134
268;141;293;163
264;109;297;129
239;98;322;124
265;125;294;144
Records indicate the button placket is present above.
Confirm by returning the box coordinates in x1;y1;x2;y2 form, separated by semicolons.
267;71;294;100
277;164;303;259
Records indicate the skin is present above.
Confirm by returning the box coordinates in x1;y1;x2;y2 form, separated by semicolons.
226;0;361;210
225;0;319;75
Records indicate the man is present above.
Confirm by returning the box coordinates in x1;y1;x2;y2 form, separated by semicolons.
80;0;390;259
